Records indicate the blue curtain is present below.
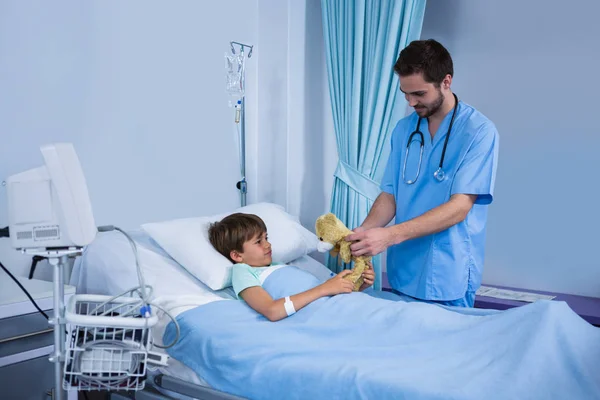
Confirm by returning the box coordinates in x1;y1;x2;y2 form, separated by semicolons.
321;0;427;290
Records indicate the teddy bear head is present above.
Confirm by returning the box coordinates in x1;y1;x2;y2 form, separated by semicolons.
315;213;352;253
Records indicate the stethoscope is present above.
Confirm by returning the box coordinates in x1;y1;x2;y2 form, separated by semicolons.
402;93;459;185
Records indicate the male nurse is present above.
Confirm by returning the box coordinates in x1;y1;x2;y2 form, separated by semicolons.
346;39;499;307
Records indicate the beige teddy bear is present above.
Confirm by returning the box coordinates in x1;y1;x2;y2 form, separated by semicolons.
315;213;372;292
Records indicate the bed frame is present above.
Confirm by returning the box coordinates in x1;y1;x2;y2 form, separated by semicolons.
108;373;247;400
71;233;332;400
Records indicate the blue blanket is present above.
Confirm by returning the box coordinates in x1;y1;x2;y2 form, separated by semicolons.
164;266;600;400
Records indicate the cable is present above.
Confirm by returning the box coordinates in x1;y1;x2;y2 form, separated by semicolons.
0;260;49;320
96;226;150;305
94;226;181;349
28;255;46;279
1;260;69;336
69;339;145;387
147;302;180;349
1;225;179;390
115;227;150;305
87;285;154;318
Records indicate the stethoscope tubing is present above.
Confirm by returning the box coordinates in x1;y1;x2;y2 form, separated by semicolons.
402;93;459;185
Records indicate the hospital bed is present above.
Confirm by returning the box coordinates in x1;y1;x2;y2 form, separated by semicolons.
69;227;334;400
68;208;600;400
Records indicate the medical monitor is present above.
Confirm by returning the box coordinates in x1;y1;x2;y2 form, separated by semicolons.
6;143;97;250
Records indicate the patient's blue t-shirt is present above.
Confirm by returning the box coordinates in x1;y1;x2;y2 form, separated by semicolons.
232;263;278;299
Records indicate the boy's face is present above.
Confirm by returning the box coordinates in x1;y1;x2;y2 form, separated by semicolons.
231;231;272;267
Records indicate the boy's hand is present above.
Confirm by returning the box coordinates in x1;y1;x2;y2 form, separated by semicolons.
359;262;375;291
321;270;354;296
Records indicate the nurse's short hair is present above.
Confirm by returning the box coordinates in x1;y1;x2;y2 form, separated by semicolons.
208;213;267;263
394;39;453;86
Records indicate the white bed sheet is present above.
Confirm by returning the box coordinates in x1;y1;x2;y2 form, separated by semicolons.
69;229;334;390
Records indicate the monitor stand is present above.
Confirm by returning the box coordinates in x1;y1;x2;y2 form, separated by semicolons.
22;248;82;400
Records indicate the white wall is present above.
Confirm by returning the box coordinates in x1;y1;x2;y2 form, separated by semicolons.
5;1;595;298
286;0;338;264
262;0;600;297
0;0;336;280
0;1;260;279
254;0;336;264
421;0;600;297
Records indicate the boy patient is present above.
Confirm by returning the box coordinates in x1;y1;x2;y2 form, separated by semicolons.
208;213;375;321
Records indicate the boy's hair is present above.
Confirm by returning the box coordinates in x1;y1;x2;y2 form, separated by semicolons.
208;213;267;263
394;39;453;86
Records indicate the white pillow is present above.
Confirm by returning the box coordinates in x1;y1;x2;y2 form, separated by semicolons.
141;203;318;290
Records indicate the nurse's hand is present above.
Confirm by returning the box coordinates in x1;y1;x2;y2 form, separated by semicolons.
346;228;393;257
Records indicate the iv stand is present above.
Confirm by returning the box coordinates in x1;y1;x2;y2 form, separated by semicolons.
235;98;247;207
230;41;253;207
23;247;82;400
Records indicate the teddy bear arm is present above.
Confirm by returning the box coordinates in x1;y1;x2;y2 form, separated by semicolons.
339;241;352;263
344;265;365;291
329;243;340;258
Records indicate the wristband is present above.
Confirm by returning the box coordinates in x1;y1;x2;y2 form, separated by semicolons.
284;296;296;316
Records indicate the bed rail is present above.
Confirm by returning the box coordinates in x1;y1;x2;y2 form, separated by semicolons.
153;374;247;400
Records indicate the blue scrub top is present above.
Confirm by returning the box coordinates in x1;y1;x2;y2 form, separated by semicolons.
380;99;499;301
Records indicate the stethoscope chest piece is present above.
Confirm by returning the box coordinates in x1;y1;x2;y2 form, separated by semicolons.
433;167;445;182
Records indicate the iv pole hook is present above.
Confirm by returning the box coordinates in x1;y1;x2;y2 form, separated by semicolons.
230;41;253;58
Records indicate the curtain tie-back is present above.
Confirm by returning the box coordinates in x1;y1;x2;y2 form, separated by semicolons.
334;160;381;202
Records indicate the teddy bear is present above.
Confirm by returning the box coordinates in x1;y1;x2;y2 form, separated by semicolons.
315;212;372;292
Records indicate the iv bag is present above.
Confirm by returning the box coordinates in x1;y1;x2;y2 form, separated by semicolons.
225;51;245;104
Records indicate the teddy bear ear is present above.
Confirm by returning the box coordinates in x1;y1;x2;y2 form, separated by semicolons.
325;213;337;221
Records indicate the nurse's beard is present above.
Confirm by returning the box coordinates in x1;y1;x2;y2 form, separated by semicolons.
418;90;445;118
